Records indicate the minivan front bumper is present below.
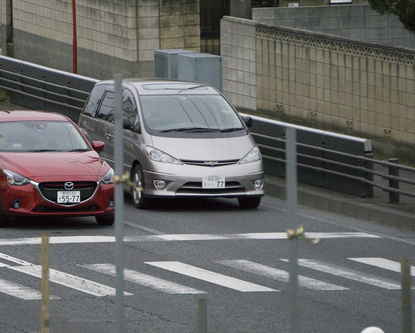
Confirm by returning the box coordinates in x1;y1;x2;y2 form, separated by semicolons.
141;162;264;198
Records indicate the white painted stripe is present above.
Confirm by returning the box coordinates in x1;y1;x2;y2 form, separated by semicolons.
145;261;278;292
0;236;116;246
0;278;60;300
285;259;402;290
218;260;347;291
0;232;380;246
8;265;132;297
82;263;205;295
349;257;415;277
0;252;32;265
0;252;131;297
0;262;9;267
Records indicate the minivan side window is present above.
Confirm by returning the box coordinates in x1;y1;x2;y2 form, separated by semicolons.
83;84;107;117
97;91;115;122
123;89;140;133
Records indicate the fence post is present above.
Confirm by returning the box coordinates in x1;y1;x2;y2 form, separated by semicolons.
197;297;207;333
286;127;299;333
41;234;50;333
388;158;399;204
401;259;412;333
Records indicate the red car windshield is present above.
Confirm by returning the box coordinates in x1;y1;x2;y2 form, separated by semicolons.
0;120;90;152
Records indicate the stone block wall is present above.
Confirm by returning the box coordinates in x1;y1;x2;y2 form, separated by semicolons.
160;0;200;50
252;5;415;50
221;17;257;111
0;0;13;55
0;0;200;79
221;16;415;159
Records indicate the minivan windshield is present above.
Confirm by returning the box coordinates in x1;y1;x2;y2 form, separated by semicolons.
139;94;245;133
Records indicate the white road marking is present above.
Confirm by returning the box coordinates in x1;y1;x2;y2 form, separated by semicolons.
82;263;205;295
218;260;348;291
0;236;116;246
0;277;60;300
9;265;131;297
285;259;403;290
349;257;415;277
0;252;32;265
0;251;131;297
145;261;278;292
0;232;380;246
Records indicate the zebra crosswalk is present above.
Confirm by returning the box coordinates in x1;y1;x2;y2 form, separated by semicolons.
0;256;413;300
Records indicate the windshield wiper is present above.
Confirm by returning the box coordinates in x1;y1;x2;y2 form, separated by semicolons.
30;149;59;152
68;148;90;152
161;127;219;133
220;127;245;133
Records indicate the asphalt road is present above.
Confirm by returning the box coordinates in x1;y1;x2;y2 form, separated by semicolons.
0;194;414;333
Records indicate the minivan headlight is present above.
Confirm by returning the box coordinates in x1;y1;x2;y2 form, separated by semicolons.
3;169;31;186
101;167;114;184
239;146;262;164
146;147;183;165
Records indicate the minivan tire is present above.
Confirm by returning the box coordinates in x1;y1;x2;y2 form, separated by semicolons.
238;196;261;209
132;164;148;209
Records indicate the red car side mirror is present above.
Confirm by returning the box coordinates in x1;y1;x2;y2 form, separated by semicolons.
92;140;105;153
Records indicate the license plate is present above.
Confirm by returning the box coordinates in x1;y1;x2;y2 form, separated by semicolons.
57;191;81;203
202;176;225;189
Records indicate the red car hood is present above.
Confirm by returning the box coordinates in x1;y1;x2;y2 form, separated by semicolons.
0;151;109;182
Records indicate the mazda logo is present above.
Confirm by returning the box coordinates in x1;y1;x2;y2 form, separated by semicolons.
64;182;74;190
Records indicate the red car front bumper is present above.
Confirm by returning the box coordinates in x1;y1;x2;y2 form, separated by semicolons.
1;181;114;218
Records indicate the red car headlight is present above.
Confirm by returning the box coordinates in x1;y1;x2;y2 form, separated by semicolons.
3;169;31;186
100;167;114;184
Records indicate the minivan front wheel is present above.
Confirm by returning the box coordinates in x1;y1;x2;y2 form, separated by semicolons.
132;164;148;209
238;196;261;209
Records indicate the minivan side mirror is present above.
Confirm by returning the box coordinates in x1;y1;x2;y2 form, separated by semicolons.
241;115;253;128
123;117;132;130
92;140;105;153
123;116;141;134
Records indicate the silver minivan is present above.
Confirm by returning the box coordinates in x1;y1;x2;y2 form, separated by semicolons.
78;79;264;209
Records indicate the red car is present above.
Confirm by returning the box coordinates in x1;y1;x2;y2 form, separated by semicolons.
0;110;114;226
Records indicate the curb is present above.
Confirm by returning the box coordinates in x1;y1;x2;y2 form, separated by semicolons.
264;175;415;232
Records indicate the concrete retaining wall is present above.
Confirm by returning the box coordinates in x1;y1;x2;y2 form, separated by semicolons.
0;0;200;79
221;16;415;160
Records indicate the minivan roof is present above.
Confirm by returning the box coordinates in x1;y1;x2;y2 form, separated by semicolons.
97;78;219;95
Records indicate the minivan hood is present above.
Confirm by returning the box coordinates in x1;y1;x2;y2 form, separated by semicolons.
150;135;256;161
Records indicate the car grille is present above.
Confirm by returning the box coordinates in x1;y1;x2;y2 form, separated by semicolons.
176;181;244;194
38;181;98;205
182;159;239;167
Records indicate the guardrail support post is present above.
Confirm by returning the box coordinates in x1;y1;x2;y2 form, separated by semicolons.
364;153;374;198
388;158;399;204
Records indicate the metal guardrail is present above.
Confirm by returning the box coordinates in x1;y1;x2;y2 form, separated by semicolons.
250;123;415;202
0;55;97;120
0;55;414;203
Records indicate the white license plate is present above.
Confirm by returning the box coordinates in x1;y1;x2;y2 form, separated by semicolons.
202;176;225;189
57;191;81;203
